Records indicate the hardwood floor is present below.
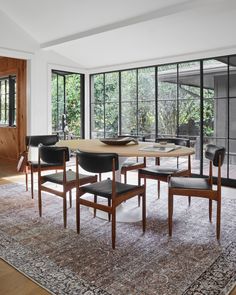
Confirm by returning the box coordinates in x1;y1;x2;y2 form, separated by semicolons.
0;260;50;295
0;159;235;295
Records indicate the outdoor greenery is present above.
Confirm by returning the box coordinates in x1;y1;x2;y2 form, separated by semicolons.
91;63;215;139
51;72;81;138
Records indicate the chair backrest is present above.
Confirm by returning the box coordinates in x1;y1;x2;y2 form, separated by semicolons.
155;137;190;147
76;150;119;173
26;134;59;147
205;144;225;167
39;145;70;165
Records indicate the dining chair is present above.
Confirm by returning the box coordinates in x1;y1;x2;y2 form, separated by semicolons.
168;144;225;239
138;137;191;202
121;157;146;183
25;134;60;198
118;135;146;184
38;145;97;228
75;150;146;249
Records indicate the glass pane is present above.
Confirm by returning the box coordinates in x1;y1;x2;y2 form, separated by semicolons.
203;58;228;99
121;102;137;135
121;70;136;102
158;100;177;136
138;67;155;101
138;101;155;136
229;139;236;179
105;103;119;137
229;98;236;139
91;103;104;138
66;74;81;137
203;99;214;137
105;72;119;103
229;55;236;97
158;64;177;100
91;74;104;103
179;61;200;99
214;98;228;139
179;99;200;137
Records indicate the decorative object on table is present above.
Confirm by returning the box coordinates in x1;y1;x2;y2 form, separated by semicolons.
100;136;138;146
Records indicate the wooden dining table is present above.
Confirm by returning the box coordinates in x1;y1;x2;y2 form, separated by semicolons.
58;138;195;158
57;139;195;222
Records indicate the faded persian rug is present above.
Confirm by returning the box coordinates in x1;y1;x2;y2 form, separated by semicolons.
0;182;235;295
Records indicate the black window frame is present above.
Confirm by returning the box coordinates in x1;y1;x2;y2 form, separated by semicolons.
0;75;16;127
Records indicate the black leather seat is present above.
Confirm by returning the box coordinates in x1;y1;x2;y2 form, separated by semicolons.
138;137;191;200
25;135;60;198
76;150;146;249
168;144;225;239
38;145;97;228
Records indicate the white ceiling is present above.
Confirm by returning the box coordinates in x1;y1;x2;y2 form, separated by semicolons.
1;0;236;70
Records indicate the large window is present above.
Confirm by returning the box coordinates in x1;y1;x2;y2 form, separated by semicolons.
0;75;16;126
90;54;236;186
51;70;84;139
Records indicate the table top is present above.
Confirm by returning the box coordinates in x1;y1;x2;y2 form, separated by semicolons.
58;139;195;158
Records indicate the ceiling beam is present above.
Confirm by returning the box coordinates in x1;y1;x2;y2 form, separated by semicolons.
40;0;215;49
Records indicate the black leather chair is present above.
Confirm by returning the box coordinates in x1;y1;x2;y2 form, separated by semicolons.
76;150;146;249
138;137;191;200
25;135;60;198
168;144;225;239
38;145;97;228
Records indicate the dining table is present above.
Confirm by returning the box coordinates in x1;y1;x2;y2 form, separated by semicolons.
57;138;195;222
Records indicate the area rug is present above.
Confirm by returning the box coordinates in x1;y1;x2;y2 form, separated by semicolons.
0;182;235;295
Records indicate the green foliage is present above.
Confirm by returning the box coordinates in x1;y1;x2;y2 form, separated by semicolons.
91;66;215;139
51;72;81;138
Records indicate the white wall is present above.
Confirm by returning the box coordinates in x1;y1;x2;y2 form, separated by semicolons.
29;49;87;135
0;10;88;136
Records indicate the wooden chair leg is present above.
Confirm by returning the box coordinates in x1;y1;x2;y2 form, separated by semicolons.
157;180;160;199
216;199;221;240
25;169;28;191
108;199;111;221
138;174;141;207
94;195;97;217
69;190;72;208
63;193;67;228
124;171;127;184
76;193;80;234
31;169;34;199
142;191;146;232
112;207;116;249
38;186;42;217
209;199;212;222
168;192;173;236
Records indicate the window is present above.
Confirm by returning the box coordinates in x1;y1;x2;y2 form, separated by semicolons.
90;54;236;187
51;70;84;139
0;75;16;126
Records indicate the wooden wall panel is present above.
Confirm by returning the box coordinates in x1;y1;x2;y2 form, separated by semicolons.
0;57;27;162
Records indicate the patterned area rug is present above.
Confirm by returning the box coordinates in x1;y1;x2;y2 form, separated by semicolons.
0;182;236;295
